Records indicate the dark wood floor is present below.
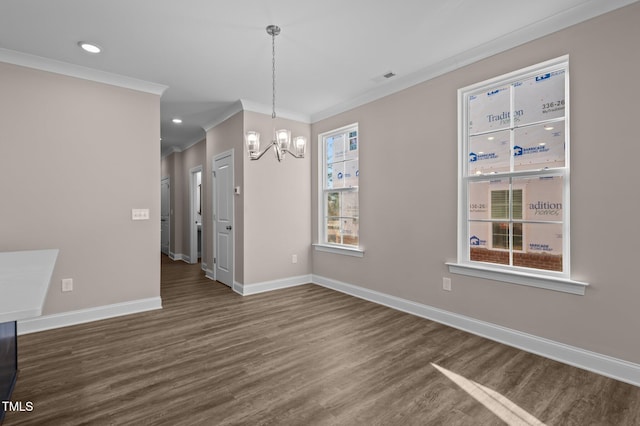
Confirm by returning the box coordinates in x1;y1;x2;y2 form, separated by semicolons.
5;256;640;425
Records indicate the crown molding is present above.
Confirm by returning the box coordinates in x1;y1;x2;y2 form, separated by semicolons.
202;99;312;133
160;145;184;159
310;0;639;123
240;99;311;124
0;48;168;95
181;136;206;152
202;100;244;132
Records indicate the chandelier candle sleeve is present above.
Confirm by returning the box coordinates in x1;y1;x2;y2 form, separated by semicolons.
246;131;260;158
293;136;306;157
276;129;291;151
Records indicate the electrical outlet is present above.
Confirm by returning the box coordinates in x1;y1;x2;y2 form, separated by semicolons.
292;254;298;264
442;277;452;292
62;278;73;292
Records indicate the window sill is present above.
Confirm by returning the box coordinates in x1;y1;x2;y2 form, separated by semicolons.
313;244;364;258
445;262;588;295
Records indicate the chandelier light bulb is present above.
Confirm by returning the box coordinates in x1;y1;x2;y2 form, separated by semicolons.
246;131;260;157
276;129;291;149
293;136;306;156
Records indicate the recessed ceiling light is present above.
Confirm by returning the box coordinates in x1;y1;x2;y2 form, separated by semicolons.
544;126;554;131
78;41;102;54
172;118;183;124
487;136;495;140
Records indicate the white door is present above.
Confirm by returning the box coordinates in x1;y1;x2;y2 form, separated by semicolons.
214;152;233;286
160;177;170;255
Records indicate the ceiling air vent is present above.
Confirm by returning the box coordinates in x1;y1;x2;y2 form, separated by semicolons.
372;71;397;83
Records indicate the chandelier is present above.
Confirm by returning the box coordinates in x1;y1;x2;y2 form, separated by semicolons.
245;25;307;162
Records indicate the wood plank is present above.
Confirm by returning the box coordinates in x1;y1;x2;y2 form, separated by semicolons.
4;256;639;425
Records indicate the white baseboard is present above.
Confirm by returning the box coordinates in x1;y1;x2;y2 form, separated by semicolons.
17;268;639;387
17;297;162;335
312;274;640;388
202;269;312;296
235;274;313;296
169;252;194;263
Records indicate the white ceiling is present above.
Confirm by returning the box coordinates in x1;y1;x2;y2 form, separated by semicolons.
0;0;636;156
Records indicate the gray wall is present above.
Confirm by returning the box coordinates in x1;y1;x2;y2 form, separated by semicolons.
200;110;312;286
0;61;161;314
311;3;640;364
242;111;311;284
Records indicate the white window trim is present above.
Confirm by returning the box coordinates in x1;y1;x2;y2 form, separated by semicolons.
316;123;363;256
448;55;589;295
446;262;587;295
313;243;364;257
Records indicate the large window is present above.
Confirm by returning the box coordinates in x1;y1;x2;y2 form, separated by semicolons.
317;123;361;255
451;56;586;294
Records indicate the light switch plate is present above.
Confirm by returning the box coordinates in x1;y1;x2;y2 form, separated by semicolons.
132;208;150;220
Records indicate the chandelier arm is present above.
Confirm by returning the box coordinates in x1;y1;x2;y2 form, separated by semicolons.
249;141;277;161
275;144;284;162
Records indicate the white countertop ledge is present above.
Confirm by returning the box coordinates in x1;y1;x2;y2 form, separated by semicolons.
0;249;58;323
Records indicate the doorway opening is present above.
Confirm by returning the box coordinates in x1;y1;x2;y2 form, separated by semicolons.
190;166;203;264
161;177;170;255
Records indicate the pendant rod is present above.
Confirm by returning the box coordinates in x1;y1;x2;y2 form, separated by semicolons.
266;25;280;120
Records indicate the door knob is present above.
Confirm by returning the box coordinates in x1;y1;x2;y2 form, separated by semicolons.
226;225;232;230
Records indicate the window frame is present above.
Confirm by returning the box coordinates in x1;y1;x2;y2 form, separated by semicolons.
447;56;588;295
314;123;364;257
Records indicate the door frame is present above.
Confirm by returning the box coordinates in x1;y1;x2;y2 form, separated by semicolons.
160;176;171;256
212;149;234;286
189;165;203;264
